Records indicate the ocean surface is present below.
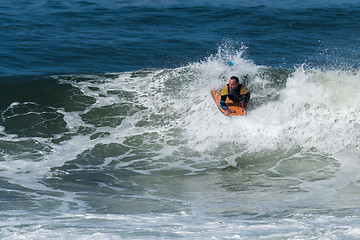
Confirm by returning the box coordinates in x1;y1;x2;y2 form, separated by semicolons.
1;0;360;239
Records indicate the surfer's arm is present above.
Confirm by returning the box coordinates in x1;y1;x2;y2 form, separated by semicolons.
220;95;230;110
241;92;250;109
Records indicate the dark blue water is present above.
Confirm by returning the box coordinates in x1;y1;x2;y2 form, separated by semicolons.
1;0;360;77
1;1;360;239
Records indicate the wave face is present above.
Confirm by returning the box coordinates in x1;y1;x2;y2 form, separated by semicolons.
1;48;360;239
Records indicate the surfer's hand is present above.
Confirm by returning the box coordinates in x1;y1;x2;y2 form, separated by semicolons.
225;109;235;116
224;109;231;116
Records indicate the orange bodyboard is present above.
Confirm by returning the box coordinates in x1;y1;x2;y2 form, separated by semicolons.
211;90;246;117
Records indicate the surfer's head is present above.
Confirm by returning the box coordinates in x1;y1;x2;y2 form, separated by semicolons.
229;76;239;91
230;76;239;83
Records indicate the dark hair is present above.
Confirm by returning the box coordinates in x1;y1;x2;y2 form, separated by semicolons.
230;76;239;83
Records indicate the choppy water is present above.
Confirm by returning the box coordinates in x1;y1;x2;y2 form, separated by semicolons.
1;0;360;239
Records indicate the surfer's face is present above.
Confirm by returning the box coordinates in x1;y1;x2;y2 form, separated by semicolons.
229;79;239;91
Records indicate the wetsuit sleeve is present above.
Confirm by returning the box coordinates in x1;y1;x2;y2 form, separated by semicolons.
220;95;230;110
240;85;250;103
243;92;250;104
240;85;249;95
240;87;250;108
220;86;230;110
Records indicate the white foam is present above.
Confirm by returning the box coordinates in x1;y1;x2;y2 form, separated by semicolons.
2;211;359;239
1;54;360;195
180;64;360;155
1;51;360;240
